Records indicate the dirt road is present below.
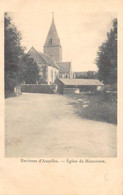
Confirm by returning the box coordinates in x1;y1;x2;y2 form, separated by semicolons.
5;93;117;157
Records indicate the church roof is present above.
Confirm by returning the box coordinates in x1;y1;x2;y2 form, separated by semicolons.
57;62;71;74
27;47;59;69
59;79;103;86
44;18;61;47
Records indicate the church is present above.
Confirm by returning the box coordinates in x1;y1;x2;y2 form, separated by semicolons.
27;16;72;84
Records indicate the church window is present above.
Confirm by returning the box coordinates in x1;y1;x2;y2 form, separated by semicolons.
49;39;52;45
51;70;53;83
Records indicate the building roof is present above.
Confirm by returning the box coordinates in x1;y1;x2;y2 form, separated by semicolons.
59;79;103;86
44;18;61;47
57;62;71;74
27;47;59;69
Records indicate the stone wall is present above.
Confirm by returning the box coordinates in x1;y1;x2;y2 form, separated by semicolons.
21;84;57;94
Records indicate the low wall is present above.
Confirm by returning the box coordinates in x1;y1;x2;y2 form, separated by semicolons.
21;84;57;94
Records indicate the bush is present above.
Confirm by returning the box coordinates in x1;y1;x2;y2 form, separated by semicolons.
67;93;117;124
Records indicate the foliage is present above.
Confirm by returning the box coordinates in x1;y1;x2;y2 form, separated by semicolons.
67;93;117;124
38;77;48;84
76;71;98;79
96;18;117;85
5;13;41;96
5;13;24;96
20;54;40;84
86;71;98;79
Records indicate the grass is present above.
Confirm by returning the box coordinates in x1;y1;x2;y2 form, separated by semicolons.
66;91;117;124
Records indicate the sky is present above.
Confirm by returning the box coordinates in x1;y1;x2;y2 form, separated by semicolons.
9;6;116;72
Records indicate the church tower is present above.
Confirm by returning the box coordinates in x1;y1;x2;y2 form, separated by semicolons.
43;15;62;62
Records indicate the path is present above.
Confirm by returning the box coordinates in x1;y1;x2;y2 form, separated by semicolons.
5;93;117;157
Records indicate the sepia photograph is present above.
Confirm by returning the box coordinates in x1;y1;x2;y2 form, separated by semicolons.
5;11;117;158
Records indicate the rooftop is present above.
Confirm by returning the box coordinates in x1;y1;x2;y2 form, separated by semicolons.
44;18;61;47
27;47;59;69
57;62;71;73
59;79;103;86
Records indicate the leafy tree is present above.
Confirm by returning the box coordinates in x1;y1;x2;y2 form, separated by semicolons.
75;71;98;79
96;18;117;85
5;13;24;97
5;13;41;96
86;71;98;79
21;54;40;84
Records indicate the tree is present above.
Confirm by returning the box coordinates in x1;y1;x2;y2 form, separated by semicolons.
21;54;40;84
96;18;117;85
86;71;98;79
5;13;41;96
5;13;24;96
76;71;98;79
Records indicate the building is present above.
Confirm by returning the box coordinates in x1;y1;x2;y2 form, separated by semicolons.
57;62;73;78
73;72;88;78
27;16;72;84
56;78;103;94
73;71;97;79
43;17;62;62
27;47;59;84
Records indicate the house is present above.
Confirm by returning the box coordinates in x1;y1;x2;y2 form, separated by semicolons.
56;78;103;94
27;16;72;84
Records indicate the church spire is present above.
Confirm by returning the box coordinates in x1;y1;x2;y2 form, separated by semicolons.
43;14;62;62
52;11;54;20
44;14;61;47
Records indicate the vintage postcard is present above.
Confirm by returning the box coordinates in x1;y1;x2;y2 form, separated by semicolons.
0;0;123;194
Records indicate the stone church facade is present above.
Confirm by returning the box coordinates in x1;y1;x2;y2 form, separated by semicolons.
28;47;59;84
27;16;72;84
